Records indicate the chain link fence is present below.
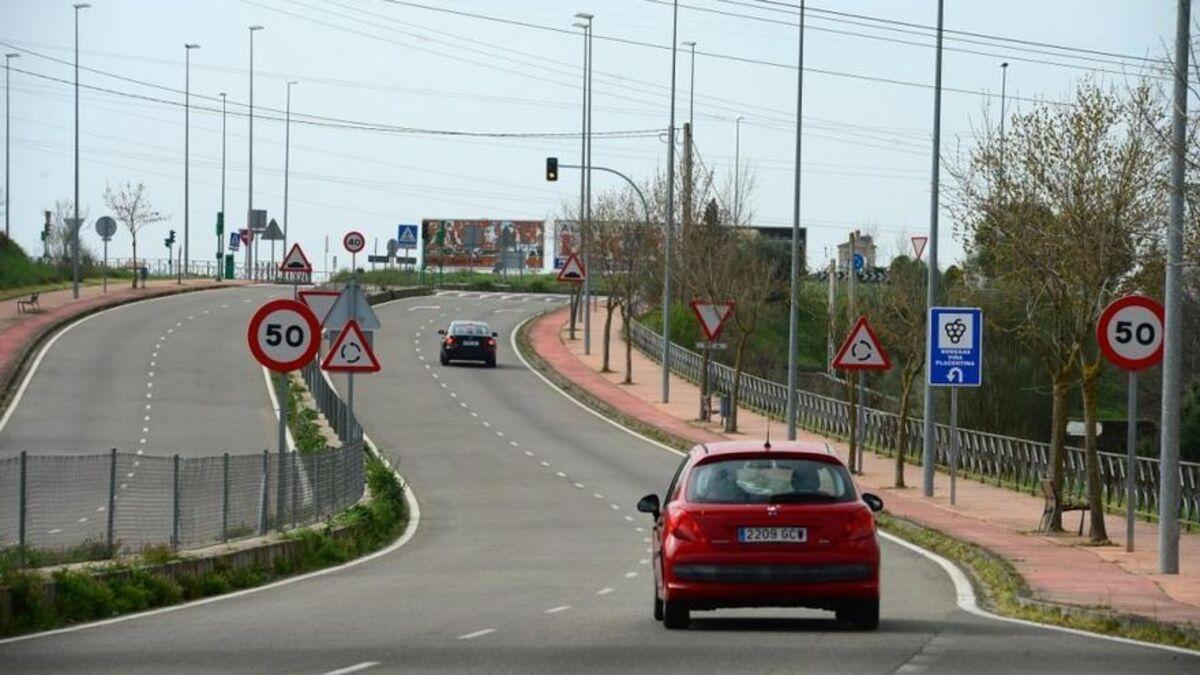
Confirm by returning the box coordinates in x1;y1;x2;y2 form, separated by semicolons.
629;320;1200;526
1;365;365;556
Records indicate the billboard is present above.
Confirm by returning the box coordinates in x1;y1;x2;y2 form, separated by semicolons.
422;220;544;270
553;220;578;269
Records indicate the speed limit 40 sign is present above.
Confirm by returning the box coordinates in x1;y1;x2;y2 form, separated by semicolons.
343;230;366;254
1096;295;1164;371
248;299;321;372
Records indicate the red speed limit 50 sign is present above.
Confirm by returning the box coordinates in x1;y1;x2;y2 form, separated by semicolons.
343;230;366;254
1096;295;1165;371
247;299;322;372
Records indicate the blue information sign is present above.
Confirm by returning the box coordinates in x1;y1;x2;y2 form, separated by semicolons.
853;253;865;271
928;307;983;387
397;224;419;248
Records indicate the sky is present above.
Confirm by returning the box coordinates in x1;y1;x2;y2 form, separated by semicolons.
0;0;1184;273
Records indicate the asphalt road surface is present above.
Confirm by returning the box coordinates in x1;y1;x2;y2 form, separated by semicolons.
2;291;1196;674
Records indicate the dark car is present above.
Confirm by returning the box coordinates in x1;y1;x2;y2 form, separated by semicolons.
438;321;498;367
637;440;884;630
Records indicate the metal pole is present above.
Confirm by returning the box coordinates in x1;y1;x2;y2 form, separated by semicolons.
284;81;296;253
733;115;742;225
576;18;587;343
1160;0;1189;575
260;449;269;535
786;0;806;441
687;41;696;130
950;388;959;505
999;62;1008;184
585;20;593;354
172;454;180;548
106;448;116;551
276;371;288;531
827;258;835;372
662;0;679;404
72;4;88;300
220;92;226;281
102;238;107;293
1126;371;1138;553
183;44;199;283
248;25;263;281
922;0;945;497
4;53;17;239
18;450;26;562
222;452;230;542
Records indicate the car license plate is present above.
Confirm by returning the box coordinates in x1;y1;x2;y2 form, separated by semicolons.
462;340;479;346
738;527;807;543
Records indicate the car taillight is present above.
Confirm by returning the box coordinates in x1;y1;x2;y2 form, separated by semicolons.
843;507;876;541
445;336;456;345
667;509;705;543
486;337;496;347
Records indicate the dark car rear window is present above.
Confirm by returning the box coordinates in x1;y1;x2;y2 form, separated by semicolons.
450;323;491;336
685;457;856;504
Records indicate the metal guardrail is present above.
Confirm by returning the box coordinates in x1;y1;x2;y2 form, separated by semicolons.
628;320;1199;525
0;366;366;557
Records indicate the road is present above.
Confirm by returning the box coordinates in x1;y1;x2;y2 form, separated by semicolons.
2;291;1196;673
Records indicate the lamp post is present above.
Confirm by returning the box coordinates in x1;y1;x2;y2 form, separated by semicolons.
182;43;199;284
284;80;296;255
682;40;696;130
248;24;264;281
218;91;226;281
999;62;1009;183
733;115;742;226
662;0;679;404
786;1;806;440
922;0;946;497
574;12;593;354
72;3;90;300
4;52;17;240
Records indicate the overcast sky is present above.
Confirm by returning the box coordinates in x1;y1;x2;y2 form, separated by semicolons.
0;0;1184;271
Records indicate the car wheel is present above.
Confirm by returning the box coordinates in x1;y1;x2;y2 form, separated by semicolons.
837;598;879;630
439;353;449;366
662;598;689;630
653;588;664;621
486;357;496;368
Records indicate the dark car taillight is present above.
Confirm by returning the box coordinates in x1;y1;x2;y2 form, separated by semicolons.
445;336;456;346
667;509;705;543
486;337;496;348
842;507;876;541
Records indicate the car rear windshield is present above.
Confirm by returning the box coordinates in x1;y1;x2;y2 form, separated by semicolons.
450;323;491;336
685;457;856;504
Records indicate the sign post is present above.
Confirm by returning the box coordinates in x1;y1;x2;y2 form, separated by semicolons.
832;316;892;473
1096;295;1164;552
928;307;984;504
247;299;321;531
95;216;117;294
691;300;735;421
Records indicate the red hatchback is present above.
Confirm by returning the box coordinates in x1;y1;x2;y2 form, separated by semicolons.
637;441;884;630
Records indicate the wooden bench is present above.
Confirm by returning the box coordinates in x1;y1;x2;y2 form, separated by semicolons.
16;293;41;314
1036;478;1086;535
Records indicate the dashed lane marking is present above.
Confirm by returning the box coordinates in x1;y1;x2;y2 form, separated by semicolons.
457;629;496;640
321;662;380;675
596;588;614;596
545;605;571;614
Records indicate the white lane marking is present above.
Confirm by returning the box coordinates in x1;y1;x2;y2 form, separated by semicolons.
596;587;614;596
146;382;153;388
147;371;154;378
495;430;504;437
431;372;438;378
440;383;447;389
145;393;152;399
450;392;458;398
418;355;425;361
139;439;147;445
524;450;534;457
136;450;144;456
573;482;585;489
482;421;491;428
592;493;605;500
414;347;421;353
413;339;420;344
144;416;150;422
47;529;61;535
145;404;152;410
77;517;88;524
152;353;158;358
624;515;634;522
625;572;638;579
539;461;550;467
610;504;620;510
142;427;149;433
635;527;645;533
556;471;567;478
544;605;571;614
457;628;496;640
126;473;135;478
408;305;441;311
96;506;106;512
470;412;478;418
176;322;182;327
187;316;195;321
509;441;519;447
321;662;380;675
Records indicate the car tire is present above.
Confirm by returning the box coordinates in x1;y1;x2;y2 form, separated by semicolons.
439;353;449;366
837;598;879;630
486;357;496;368
662;598;689;630
653;588;664;621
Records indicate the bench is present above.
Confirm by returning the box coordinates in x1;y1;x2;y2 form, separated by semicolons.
16;293;41;314
1036;478;1086;535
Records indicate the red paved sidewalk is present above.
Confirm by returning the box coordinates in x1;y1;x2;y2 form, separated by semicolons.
528;306;1200;627
0;279;242;404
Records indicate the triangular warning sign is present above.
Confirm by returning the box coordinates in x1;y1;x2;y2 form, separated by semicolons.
280;243;313;272
556;253;586;283
321;320;381;373
832;316;892;371
691;300;735;342
911;236;929;261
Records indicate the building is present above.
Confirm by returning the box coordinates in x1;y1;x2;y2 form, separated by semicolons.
837;233;876;271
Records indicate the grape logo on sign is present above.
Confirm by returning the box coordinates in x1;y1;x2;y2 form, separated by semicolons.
936;312;974;351
943;318;967;344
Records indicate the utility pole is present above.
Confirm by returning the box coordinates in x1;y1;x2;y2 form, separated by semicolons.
682;122;693;242
786;0;806;441
999;62;1009;184
663;0;679;404
248;25;264;281
733;115;743;226
847;230;860;473
218;91;226;281
921;0;945;497
683;41;696;130
284;80;296;254
73;3;89;300
1159;0;1190;575
572;14;591;344
585;16;594;355
182;43;199;284
4;52;17;240
827;257;835;373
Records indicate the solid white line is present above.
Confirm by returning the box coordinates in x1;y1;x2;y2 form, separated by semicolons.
321;662;380;675
457;628;496;640
544;605;571;614
510;316;1200;657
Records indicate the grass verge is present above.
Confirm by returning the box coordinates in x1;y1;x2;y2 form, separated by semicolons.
0;453;407;638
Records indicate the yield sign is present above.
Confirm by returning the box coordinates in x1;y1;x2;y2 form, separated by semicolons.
279;243;313;272
556;252;586;283
322;319;381;373
911;236;929;261
832;316;892;371
299;290;340;326
690;300;735;342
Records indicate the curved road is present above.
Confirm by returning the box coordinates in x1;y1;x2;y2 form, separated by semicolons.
2;291;1196;673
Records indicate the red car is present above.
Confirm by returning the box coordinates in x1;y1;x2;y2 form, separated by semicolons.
637;440;884;630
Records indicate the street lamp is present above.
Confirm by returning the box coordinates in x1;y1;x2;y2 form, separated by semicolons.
182;43;200;284
785;2;806;441
284;80;297;255
682;40;696;130
733;115;743;226
218;91;226;281
72;3;90;300
922;0;946;497
574;13;593;354
661;0;680;403
4;52;18;240
999;62;1009;184
248;24;264;281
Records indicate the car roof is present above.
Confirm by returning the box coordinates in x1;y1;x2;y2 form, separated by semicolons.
687;440;843;465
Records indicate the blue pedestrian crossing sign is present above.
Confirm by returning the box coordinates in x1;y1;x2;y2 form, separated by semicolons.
928;307;983;387
397;224;419;248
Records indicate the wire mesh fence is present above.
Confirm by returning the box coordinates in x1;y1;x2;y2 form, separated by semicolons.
1;366;366;557
629;320;1200;526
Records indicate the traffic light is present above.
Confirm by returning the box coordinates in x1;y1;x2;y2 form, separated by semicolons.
165;230;176;248
546;156;558;182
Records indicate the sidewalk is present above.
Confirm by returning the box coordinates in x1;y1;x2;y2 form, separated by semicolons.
528;305;1200;627
0;278;241;405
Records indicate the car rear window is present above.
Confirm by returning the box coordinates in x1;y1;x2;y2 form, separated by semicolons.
450;323;491;336
685;457;856;504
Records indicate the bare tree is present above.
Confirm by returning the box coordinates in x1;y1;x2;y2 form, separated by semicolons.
49;199;90;262
104;182;167;288
722;235;786;433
